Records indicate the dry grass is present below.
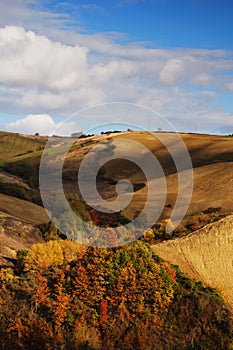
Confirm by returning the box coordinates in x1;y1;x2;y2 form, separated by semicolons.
0;193;49;225
90;132;233;220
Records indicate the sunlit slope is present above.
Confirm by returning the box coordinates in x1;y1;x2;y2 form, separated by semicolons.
0;193;49;265
181;162;233;216
104;132;233;180
63;132;233;182
99;132;233;219
153;215;233;309
1;130;233;222
126;161;233;220
0;131;45;165
0;193;49;225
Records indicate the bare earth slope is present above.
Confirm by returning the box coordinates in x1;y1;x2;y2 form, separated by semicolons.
153;215;233;309
0;211;44;266
0;194;50;266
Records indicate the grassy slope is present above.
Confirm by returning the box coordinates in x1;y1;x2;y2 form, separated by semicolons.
53;131;233;221
0;131;45;165
0;193;49;225
0;131;47;195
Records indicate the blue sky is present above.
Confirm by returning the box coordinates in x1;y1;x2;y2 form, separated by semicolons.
0;0;233;135
54;0;233;49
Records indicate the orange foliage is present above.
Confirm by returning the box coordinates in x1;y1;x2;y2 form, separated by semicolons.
33;272;50;307
99;299;108;331
162;261;177;284
53;270;71;328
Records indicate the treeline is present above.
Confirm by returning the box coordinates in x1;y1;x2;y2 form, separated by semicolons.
0;240;232;350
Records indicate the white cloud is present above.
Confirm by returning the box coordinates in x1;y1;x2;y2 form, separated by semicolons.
6;114;56;135
0;26;89;91
0;25;231;98
6;113;81;136
159;59;183;85
0;0;73;35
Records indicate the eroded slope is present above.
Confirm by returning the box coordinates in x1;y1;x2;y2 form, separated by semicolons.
153;215;233;309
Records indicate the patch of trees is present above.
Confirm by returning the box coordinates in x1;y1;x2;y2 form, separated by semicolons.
100;130;122;135
0;240;232;349
78;134;95;139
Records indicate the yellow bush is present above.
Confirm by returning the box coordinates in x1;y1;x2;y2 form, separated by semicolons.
24;240;86;270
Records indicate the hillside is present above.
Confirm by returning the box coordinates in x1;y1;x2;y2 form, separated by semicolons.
0;131;46;165
102;132;233;219
126;161;233;221
0;194;49;224
58;132;233;225
1;130;233;253
0;211;44;266
0;193;50;266
153;215;233;310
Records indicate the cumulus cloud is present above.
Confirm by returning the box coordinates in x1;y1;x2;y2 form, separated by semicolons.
5;114;80;136
0;26;231;95
6;114;57;135
7;113;83;136
0;26;89;91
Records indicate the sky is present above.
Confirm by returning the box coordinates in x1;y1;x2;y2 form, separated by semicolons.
0;0;233;135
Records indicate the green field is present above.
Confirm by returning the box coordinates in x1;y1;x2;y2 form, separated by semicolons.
0;131;45;166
